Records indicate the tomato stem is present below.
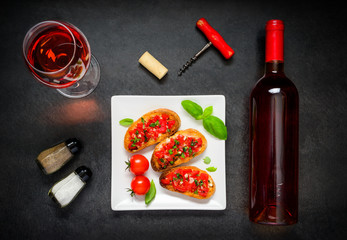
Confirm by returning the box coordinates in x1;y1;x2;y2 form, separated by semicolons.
127;188;135;197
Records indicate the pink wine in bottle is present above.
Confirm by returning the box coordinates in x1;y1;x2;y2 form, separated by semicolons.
249;20;299;225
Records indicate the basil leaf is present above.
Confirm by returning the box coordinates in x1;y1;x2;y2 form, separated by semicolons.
145;180;156;205
181;100;203;120
203;116;227;140
206;166;217;172
119;118;133;126
197;106;213;120
203;156;211;164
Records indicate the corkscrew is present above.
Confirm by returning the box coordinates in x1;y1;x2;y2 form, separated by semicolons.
178;18;234;76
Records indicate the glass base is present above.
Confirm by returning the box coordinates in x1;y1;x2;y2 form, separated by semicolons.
250;204;298;225
57;54;100;98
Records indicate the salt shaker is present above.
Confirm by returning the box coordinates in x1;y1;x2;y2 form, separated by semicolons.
48;166;92;208
36;138;82;174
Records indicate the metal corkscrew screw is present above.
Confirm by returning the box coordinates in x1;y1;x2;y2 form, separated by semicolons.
178;42;212;76
178;18;234;76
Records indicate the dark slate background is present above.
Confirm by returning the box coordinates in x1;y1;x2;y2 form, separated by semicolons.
1;0;346;239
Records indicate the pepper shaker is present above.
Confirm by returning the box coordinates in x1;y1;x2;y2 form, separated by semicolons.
48;166;92;208
36;138;82;174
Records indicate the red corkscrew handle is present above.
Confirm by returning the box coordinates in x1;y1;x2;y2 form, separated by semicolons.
196;18;234;59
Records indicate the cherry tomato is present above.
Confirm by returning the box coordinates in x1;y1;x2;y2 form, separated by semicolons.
125;154;149;175
129;175;150;196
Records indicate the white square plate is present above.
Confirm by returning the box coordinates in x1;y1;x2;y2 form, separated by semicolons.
111;95;226;210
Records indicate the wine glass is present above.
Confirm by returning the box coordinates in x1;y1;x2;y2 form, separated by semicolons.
23;20;100;98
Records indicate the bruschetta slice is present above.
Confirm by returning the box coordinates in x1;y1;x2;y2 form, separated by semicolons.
124;108;180;153
160;166;215;199
151;128;207;172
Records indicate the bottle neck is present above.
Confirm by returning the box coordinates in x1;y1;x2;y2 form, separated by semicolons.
264;20;285;75
265;60;284;74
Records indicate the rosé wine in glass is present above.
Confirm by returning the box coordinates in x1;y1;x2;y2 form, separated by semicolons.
23;20;100;98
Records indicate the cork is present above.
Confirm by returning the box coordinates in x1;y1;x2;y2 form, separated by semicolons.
139;51;168;79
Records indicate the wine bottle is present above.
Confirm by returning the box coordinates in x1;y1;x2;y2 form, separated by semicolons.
249;20;299;225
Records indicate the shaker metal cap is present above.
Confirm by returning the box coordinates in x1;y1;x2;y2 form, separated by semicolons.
75;166;92;183
65;138;82;154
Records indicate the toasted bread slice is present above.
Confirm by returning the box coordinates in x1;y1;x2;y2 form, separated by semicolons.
159;166;215;199
151;128;207;172
124;108;180;153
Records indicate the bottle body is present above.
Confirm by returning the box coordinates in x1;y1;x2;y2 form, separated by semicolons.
249;20;299;225
249;62;298;225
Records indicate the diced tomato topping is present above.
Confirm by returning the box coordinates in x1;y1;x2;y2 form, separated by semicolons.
199;173;209;181
167;120;175;129
128;114;176;150
161;114;169;121
198;187;208;197
160;168;210;197
155;134;202;169
173;180;188;192
128;142;138;151
160;177;171;185
158;125;166;133
155;151;163;158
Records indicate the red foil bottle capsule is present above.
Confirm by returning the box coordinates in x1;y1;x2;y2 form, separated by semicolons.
249;20;299;225
265;19;284;62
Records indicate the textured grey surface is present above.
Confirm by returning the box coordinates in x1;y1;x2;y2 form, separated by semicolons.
1;0;347;239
